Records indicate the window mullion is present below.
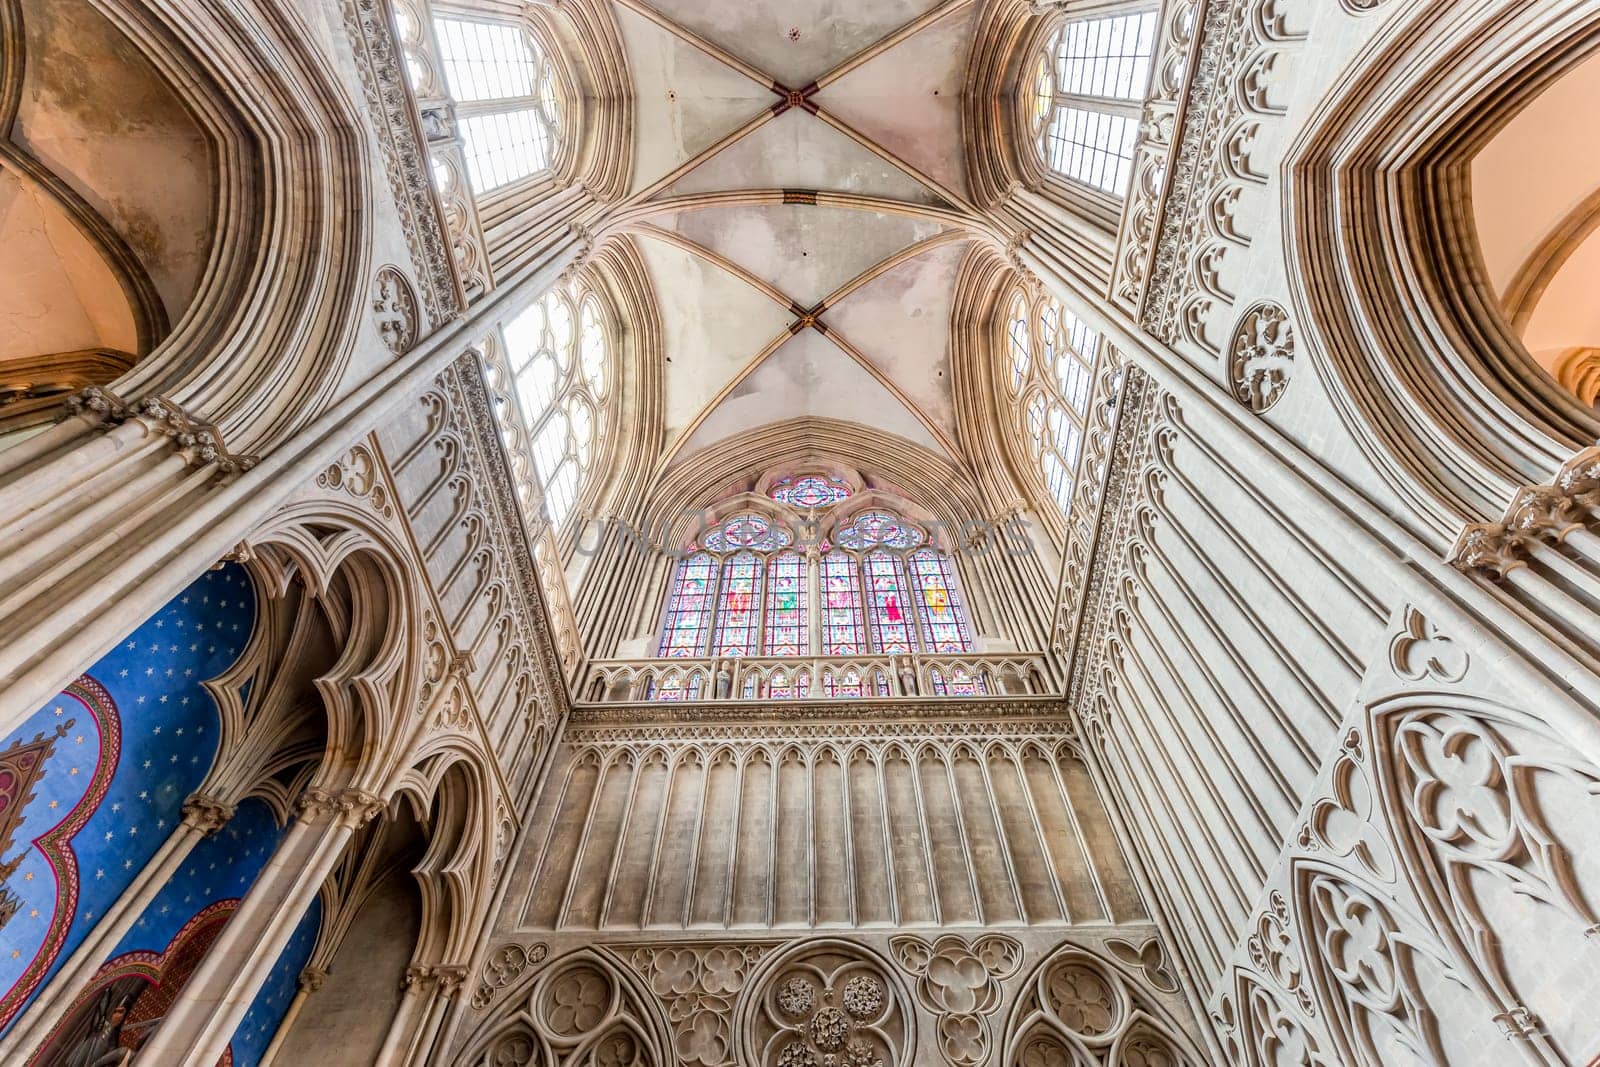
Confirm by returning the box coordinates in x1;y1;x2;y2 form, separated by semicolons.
1051;93;1140;119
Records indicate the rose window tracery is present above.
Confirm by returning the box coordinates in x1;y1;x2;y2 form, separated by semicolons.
739;942;911;1067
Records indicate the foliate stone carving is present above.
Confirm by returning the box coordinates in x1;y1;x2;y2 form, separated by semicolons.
295;786;385;829
66;388;258;474
471;941;548;1010
620;943;774;1067
1003;943;1200;1065
1227;301;1294;413
889;934;1021;1066
404;962;470;997
1130;0;1305;351
1449;444;1600;580
339;0;460;325
737;940;910;1067
179;793;235;835
298;966;329;995
1387;607;1466;683
372;265;420;354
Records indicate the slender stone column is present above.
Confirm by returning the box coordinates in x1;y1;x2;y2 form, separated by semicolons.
134;787;383;1066
0;794;232;1061
374;963;469;1065
256;966;326;1066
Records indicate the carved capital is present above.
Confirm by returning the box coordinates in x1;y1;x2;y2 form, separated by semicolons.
1450;445;1600;579
298;966;329;994
180;793;235;835
294;787;386;829
403;963;470;996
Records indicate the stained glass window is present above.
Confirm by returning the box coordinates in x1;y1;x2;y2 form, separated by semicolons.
821;550;867;656
822;666;872;699
929;666;988;697
863;550;916;654
658;553;718;657
432;18;561;194
1034;10;1156;196
502;286;608;530
650;668;703;702
770;668;810;700
835;511;923;550
654;508;973;663
703;513;790;552
762;551;808;656
711;551;763;657
770;475;851;509
908;548;971;653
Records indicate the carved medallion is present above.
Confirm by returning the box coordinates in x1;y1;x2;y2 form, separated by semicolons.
1228;301;1295;413
372;265;419;355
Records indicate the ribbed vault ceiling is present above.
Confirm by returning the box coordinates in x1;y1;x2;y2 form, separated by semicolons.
606;0;990;471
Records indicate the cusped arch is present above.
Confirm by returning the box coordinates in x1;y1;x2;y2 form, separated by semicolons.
1287;4;1600;544
457;946;673;1067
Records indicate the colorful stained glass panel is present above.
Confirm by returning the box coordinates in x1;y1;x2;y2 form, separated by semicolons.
821;551;867;656
864;550;916;653
770;475;851;509
657;553;717;657
909;548;971;652
762;551;807;656
711;551;762;656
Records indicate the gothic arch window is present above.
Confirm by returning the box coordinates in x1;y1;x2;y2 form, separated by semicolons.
502;285;609;529
652;503;973;666
1006;288;1105;518
1031;9;1157;196
431;16;562;194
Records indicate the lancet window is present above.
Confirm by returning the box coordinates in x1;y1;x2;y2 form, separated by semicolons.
501;285;609;529
1007;289;1105;517
1030;9;1156;195
654;503;972;659
432;16;562;193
